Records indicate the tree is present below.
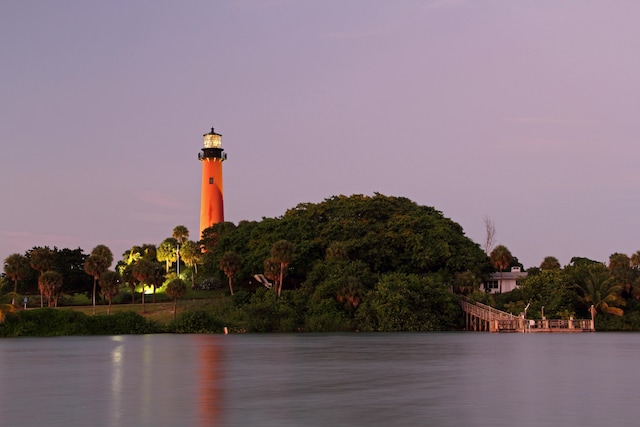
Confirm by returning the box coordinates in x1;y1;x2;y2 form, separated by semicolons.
124;244;157;265
91;244;114;268
180;240;201;287
490;245;513;293
270;240;295;297
99;270;120;314
121;264;137;304
356;273;459;331
29;247;55;307
220;252;242;295
519;270;576;319
165;278;187;320
38;271;63;307
172;225;189;245
157;238;178;273
132;258;154;313
149;262;166;303
0;280;18;323
608;253;634;299
452;271;479;295
84;247;113;315
3;253;31;305
630;250;640;269
540;256;561;271
574;265;624;316
483;215;496;255
173;225;189;276
263;258;280;290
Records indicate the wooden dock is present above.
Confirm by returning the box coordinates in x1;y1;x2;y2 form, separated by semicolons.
460;298;595;333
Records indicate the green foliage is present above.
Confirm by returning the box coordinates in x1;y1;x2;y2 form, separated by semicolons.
518;270;576;319
573;264;625;316
91;311;161;335
242;288;299;332
356;273;461;331
305;300;351;332
200;194;490;291
168;309;224;333
0;309;161;337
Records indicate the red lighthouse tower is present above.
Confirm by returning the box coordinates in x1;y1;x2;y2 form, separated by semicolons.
198;128;227;238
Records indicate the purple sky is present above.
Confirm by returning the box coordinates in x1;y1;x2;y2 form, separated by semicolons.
2;1;640;269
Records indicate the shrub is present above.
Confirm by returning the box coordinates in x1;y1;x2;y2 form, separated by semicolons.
0;308;91;337
193;277;222;291
0;309;161;337
90;311;161;335
168;309;224;333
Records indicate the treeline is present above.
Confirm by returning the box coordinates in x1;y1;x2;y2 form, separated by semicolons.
474;253;640;331
2;194;492;332
5;193;640;333
196;193;491;331
0;308;224;337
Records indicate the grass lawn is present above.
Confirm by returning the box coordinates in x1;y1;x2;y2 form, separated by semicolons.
56;289;231;324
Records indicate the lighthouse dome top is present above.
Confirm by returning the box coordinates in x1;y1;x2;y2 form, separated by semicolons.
203;127;222;149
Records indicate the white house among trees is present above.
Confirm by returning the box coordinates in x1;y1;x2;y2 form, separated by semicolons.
481;266;528;293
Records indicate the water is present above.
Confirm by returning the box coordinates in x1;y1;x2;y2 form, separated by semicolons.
0;332;638;426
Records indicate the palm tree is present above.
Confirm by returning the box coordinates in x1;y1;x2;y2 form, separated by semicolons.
0;302;17;323
165;278;187;320
39;270;63;307
172;226;189;276
180;240;201;287
270;240;295;296
157;238;178;273
540;256;561;271
29;247;55;307
490;245;513;293
84;254;109;315
574;266;624;316
0;284;18;323
336;277;364;310
3;253;31;305
91;245;113;268
121;264;137;304
149;262;166;303
172;225;189;245
220;252;242;295
99;270;120;314
132;258;154;313
263;258;280;290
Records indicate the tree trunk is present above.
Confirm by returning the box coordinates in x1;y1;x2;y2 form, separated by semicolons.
92;277;97;315
228;277;234;295
278;263;284;297
141;286;146;313
12;279;17;306
173;298;177;320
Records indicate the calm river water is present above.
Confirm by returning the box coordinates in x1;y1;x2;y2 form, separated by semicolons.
0;332;638;426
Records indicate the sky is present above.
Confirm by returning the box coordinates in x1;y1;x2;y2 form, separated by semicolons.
2;0;640;269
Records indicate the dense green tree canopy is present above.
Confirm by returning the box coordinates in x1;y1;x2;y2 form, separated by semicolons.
201;194;490;287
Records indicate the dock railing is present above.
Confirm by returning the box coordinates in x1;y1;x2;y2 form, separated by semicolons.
460;296;594;333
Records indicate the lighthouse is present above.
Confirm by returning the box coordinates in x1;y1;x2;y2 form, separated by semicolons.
198;127;227;238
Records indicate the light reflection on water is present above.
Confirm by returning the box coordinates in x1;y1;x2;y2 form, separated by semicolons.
0;332;639;426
